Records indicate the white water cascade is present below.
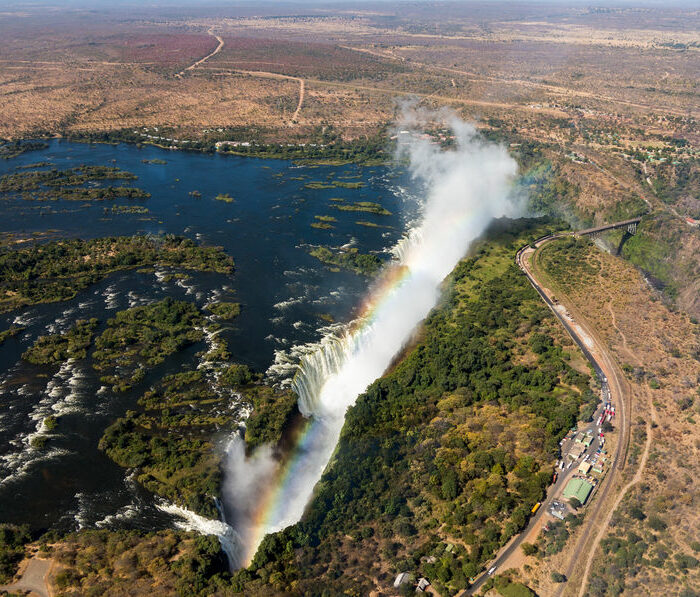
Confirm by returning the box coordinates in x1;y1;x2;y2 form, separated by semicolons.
223;112;523;566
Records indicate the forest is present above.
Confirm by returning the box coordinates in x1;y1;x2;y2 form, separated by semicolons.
232;218;596;596
0;235;234;312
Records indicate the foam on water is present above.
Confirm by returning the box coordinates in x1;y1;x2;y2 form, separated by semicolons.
157;501;241;568
225;112;523;566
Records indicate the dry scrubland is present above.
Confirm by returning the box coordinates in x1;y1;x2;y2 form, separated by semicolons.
517;238;700;597
0;4;697;297
1;4;699;596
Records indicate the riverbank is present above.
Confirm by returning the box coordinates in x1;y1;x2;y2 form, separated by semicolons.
33;129;393;166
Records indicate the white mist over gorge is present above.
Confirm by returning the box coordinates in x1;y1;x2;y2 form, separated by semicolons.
222;109;523;567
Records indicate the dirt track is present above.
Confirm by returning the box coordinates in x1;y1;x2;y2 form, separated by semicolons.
291;78;305;123
176;29;224;78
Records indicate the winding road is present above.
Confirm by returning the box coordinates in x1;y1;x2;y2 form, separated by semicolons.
462;233;631;596
176;29;224;78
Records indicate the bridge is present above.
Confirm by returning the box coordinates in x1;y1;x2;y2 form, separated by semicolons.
575;217;641;238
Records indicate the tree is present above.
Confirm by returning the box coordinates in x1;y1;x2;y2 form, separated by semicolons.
647;515;667;532
551;571;567;583
569;497;582;510
521;543;538;556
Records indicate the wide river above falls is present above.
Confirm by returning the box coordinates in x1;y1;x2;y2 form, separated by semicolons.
0;140;416;532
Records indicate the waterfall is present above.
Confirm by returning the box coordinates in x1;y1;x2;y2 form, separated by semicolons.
157;501;242;569
222;111;524;568
292;332;354;416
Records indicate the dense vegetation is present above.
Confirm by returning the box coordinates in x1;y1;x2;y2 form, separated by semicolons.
334;200;391;215
93;299;204;391
0;325;24;345
0;140;48;160
0;164;150;202
100;369;236;517
0;524;32;583
100;361;297;517
0;165;134;190
0;235;234;312
35;186;150;201
243;384;300;453
205;302;241;321
46;529;229;597
64;129;389;165
308;246;383;276
233;218;595;595
22;318;98;365
107;204;149;215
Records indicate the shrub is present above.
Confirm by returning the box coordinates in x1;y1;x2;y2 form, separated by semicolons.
629;506;646;521
647;516;667;532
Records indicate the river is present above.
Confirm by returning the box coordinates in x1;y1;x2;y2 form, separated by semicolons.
0;140;416;533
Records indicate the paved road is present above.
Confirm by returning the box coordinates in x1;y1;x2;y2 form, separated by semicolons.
461;238;624;595
0;557;52;597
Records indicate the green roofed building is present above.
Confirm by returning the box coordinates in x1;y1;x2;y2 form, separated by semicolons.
563;478;594;504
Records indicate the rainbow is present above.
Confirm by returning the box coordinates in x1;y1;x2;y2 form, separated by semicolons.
233;118;520;566
239;262;413;565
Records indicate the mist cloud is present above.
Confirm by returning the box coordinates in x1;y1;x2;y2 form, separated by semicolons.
222;106;522;567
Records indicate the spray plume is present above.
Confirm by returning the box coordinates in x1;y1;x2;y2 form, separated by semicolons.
223;108;522;567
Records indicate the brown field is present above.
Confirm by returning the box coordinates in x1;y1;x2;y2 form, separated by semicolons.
1;4;699;596
517;239;700;597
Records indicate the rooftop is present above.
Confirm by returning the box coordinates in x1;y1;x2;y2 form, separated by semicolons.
563;478;594;504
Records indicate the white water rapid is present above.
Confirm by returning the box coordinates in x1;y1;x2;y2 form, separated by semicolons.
223;111;523;567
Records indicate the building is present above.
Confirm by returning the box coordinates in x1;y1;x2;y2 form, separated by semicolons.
563;478;594;505
574;431;594;447
394;572;413;588
416;578;431;592
578;461;592;475
569;443;586;460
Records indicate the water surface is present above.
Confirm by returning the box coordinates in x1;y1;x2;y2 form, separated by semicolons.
0;140;415;531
